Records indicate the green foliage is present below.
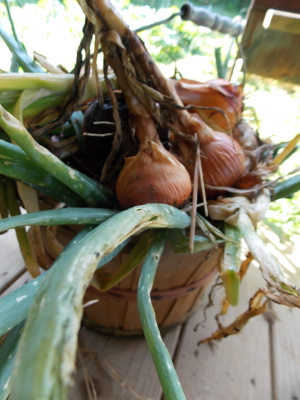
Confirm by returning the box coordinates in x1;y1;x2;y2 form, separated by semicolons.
7;0;64;7
0;24;44;72
265;197;300;238
146;22;203;64
136;8;228;73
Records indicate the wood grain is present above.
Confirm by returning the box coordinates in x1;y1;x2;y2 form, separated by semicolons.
0;230;26;295
68;324;182;400
272;303;300;400
266;10;300;36
240;0;300;84
173;263;272;400
0;271;32;298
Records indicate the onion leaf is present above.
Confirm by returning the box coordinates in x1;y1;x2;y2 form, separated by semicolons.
11;205;190;399
137;229;187;400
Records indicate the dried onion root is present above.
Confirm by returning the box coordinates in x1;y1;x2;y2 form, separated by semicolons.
98;30;192;208
78;0;248;206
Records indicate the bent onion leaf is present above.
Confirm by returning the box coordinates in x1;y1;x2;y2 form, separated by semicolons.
10;205;190;400
137;229;187;400
168;228;222;254
0;139;85;207
0;321;25;400
0;208;117;233
0;106;113;207
0;227;131;337
95;229;157;291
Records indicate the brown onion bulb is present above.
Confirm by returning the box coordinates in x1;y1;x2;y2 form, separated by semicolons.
173;131;246;199
116;141;192;209
169;78;243;133
200;132;246;197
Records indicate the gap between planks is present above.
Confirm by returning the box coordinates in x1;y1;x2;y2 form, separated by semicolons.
68;324;183;400
172;264;273;400
0;230;26;295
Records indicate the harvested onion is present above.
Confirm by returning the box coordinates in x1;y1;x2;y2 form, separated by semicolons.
169;78;243;133
99;33;193;210
171;112;246;199
116;140;192;209
198;132;245;198
97;19;245;205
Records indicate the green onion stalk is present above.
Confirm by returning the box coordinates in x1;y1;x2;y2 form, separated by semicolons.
0;226;131;337
0;73;118;117
6;178;40;278
0;208;117;232
137;229;187;400
0;321;25;400
0;139;86;207
221;222;241;306
0;105;113;207
9;205;189;400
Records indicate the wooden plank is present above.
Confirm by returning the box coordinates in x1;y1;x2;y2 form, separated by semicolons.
264;9;300;36
271;303;300;400
0;230;26;295
0;271;32;298
68;324;182;400
240;0;300;84
251;0;300;13
173;263;272;400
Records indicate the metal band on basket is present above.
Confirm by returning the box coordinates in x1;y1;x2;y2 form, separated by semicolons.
87;267;217;302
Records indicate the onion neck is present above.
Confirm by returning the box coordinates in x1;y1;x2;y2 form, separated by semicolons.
172;111;216;146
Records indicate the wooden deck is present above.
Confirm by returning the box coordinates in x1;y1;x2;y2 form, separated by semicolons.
1;229;300;400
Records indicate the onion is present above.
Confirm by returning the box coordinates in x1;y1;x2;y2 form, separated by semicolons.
169;78;243;133
98;22;245;205
98;34;193;210
116;141;192;209
172;112;246;199
199;132;246;198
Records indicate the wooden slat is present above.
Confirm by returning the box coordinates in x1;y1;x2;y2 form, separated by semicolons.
264;9;300;36
68;324;182;400
272;302;300;399
252;0;300;14
0;271;32;298
0;230;26;295
240;0;300;84
173;263;272;400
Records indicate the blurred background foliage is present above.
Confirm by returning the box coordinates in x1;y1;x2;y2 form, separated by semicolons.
0;0;299;247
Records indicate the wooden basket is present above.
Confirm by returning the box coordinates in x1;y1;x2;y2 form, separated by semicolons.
83;243;222;334
35;195;222;335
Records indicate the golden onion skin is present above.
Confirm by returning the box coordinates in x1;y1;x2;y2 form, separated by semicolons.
173;131;246;200
116;141;192;209
200;132;246;198
170;78;243;133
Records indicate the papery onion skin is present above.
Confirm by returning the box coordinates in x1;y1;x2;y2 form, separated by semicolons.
200;132;246;198
169;78;243;133
173;131;246;199
116;141;192;209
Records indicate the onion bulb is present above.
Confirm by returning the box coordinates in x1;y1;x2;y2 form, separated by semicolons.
169;78;243;133
116;141;192;209
200;132;246;197
173;129;246;199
